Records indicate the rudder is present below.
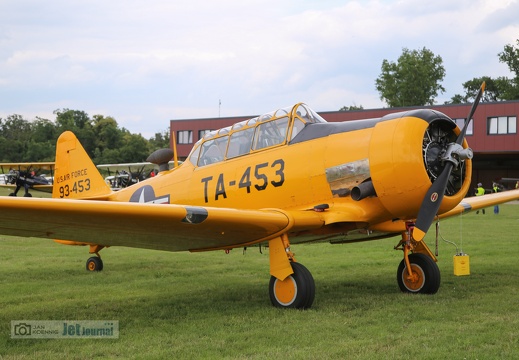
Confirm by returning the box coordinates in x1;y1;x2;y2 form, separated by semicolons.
52;131;112;199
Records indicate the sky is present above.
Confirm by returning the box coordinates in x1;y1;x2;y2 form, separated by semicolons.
1;0;518;138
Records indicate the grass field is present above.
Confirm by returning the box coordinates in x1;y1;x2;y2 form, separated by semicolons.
1;190;518;359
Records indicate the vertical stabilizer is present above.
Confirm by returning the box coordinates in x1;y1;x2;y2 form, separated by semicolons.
52;131;112;199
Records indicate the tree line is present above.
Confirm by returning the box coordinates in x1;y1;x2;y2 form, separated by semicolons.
0;109;170;164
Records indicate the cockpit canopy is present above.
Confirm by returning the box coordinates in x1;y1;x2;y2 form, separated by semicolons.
187;103;326;167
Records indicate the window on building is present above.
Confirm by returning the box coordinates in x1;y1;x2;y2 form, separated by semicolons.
177;130;193;144
198;129;212;140
488;116;517;135
453;118;473;135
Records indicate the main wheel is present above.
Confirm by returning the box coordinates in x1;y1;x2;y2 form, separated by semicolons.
397;253;440;294
269;262;315;309
86;257;103;272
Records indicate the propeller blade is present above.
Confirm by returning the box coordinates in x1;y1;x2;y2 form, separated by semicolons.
456;81;486;145
413;82;485;241
414;162;453;240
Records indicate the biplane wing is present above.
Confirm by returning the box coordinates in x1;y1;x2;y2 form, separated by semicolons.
97;161;180;189
97;162;179;172
0;162;55;171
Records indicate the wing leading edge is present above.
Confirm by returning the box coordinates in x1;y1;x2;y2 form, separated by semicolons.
439;189;519;218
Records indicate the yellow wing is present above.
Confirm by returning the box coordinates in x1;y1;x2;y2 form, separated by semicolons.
0;197;323;252
439;189;519;218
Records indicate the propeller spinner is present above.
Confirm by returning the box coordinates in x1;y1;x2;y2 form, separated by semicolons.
413;82;486;241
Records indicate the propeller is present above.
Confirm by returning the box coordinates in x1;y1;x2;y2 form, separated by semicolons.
413;82;486;241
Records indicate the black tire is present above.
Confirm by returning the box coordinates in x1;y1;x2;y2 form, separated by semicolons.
86;257;103;272
397;253;440;294
269;262;315;309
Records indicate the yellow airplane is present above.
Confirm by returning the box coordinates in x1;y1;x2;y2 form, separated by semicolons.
0;83;517;309
0;162;55;196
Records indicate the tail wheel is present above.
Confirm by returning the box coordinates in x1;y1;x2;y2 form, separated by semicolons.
269;262;315;309
397;253;440;294
86;257;103;272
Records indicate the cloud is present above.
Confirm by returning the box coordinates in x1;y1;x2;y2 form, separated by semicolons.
0;0;518;137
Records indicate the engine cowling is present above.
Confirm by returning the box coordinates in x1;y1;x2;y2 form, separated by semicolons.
369;110;472;221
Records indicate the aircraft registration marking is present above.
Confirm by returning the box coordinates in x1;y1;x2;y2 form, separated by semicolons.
201;159;285;203
57;168;90;198
58;179;91;198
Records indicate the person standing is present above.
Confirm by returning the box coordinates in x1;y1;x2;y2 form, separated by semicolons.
493;183;501;214
475;183;485;214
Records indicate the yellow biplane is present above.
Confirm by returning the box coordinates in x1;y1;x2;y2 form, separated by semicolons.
0;83;517;308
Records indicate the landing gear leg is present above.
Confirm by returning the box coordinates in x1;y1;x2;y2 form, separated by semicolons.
86;245;105;272
9;185;21;196
268;234;315;309
395;224;441;294
23;184;32;197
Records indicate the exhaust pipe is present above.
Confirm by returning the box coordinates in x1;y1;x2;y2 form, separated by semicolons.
351;180;376;201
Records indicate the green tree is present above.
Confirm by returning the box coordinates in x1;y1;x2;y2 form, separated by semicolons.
339;104;364;111
447;94;466;105
446;76;502;104
499;39;519;77
375;47;446;107
449;40;519;103
54;109;97;157
28;117;58;161
92;115;123;155
148;128;171;153
94;147;121;164
24;141;55;162
0;115;32;162
497;39;519;100
1;114;31;141
0;110;171;164
0;137;9;162
31;117;57;143
119;132;150;163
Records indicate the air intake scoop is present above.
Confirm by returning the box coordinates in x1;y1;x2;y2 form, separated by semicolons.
147;148;174;172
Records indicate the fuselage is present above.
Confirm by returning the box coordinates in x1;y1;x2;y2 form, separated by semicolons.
108;103;472;242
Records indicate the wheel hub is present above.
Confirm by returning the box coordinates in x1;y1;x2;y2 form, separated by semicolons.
273;276;298;306
403;264;425;292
